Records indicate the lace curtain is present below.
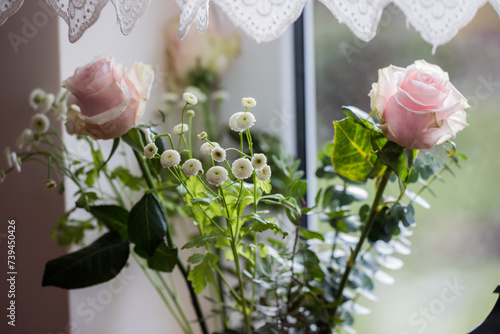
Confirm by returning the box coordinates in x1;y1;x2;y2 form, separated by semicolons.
1;0;499;48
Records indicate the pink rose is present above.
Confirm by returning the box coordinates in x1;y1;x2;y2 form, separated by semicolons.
369;60;469;149
64;55;154;140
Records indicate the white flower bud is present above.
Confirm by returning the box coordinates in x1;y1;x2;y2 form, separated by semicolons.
5;147;12;168
251;153;267;170
200;142;219;155
31;113;50;134
187;109;195;117
235;112;255;131
29;88;46;109
232;158;253;179
211;147;226;162
16;129;34;151
256;165;271;181
241;97;256;109
143;128;153;144
197;132;207;140
183;92;198;105
206;166;228;185
173;123;189;135
229;112;245;132
160;149;181;168
144;143;158;159
38;93;55;113
11;152;21;173
182;158;203;177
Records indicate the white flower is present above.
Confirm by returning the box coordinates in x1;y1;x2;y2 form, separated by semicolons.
256;165;271;181
144;143;158;159
173;123;189;135
236;112;255;131
5;147;12;168
38;93;55;113
187;109;196;117
53;102;67;120
182;158;203;177
31;113;50;134
241;97;256;109
11;152;21;173
232;158;253;179
200;142;220;155
143;128;153;144
186;86;207;103
197;132;207;140
229;112;245;132
206;166;228;185
183;92;198;105
211;90;229;102
16;129;34;151
29;88;46;109
163;92;179;103
160;149;181;168
251;153;267;170
211;147;226;162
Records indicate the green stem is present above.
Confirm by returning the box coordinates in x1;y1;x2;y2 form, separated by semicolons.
133;150;209;334
332;168;392;320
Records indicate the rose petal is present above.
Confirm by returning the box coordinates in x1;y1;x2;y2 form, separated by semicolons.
76;81;129;117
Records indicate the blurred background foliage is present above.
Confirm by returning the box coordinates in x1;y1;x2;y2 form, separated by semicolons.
314;3;500;333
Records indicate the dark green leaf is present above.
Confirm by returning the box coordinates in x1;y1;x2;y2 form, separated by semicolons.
42;231;129;289
121;128;144;153
299;229;324;241
135;243;177;272
342;107;374;129
90;205;129;240
332;118;378;183
378;141;408;183
128;193;167;256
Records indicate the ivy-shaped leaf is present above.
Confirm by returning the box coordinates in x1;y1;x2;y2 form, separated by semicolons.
332;118;378;183
128;193;167;256
42;231;130;289
187;252;219;294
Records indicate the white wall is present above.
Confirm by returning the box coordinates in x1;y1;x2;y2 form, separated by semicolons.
55;1;296;334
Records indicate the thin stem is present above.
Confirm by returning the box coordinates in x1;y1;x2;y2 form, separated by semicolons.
133;150;209;334
332;168;392;319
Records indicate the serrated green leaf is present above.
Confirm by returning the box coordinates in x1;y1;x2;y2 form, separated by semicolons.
90;205;129;240
256;178;272;194
332;118;378;183
187;252;219;294
42;231;130;289
128;193;167;256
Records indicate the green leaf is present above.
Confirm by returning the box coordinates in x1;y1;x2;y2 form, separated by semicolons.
187;252;219;294
42;231;130;289
299;229;324;241
332;118;377;183
182;233;228;249
342;107;374;129
378;141;408;183
111;166;146;191
135;242;177;272
90;205;129;240
256;178;272;194
128;193;167;256
121;128;144;153
98;137;120;171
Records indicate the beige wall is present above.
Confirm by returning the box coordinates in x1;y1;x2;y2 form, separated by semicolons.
0;1;68;333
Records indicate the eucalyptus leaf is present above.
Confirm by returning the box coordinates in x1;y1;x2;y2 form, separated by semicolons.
128;193;167;256
42;231;130;289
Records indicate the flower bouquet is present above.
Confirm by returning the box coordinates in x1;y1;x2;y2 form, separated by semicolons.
1;56;468;333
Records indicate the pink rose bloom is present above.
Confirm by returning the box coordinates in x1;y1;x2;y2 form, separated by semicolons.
369;60;469;149
64;55;154;140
